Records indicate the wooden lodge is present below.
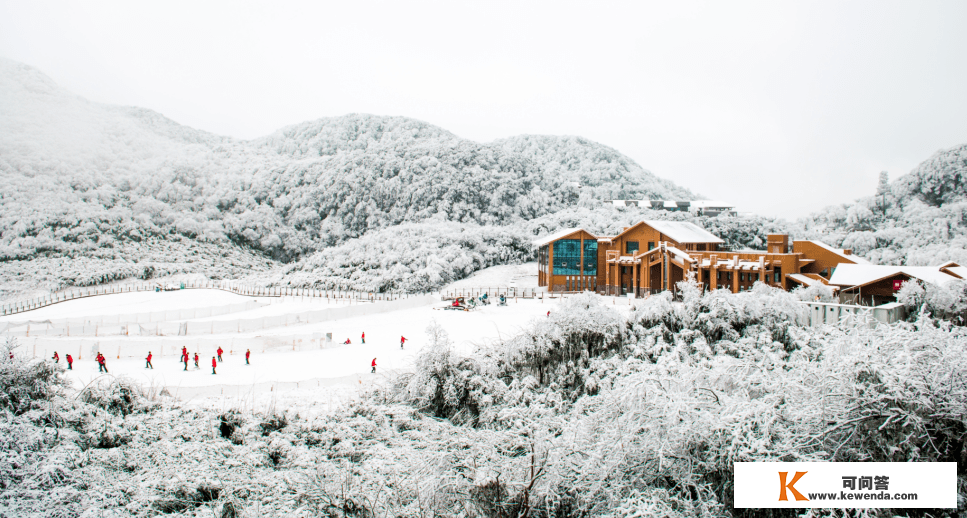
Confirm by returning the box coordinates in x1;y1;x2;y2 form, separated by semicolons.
535;220;873;296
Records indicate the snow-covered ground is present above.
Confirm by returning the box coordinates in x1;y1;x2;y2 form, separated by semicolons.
3;269;637;413
442;262;539;290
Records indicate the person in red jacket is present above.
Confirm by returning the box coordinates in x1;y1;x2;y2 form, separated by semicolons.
181;346;188;360
547;310;550;317
97;353;108;373
66;354;73;370
400;336;406;349
344;338;351;345
245;349;250;365
212;356;217;375
217;347;223;362
193;352;199;368
182;351;188;371
371;358;377;374
52;351;59;363
361;332;365;344
146;352;153;369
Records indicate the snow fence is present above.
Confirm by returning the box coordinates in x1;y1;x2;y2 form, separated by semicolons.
0;279;424;316
13;294;437;360
4;295;435;338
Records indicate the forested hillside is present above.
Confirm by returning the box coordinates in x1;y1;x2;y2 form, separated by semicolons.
0;58;694;260
0;58;698;297
796;144;967;266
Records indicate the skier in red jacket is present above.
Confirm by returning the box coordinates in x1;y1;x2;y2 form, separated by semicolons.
52;351;59;363
361;332;365;344
182;351;188;371
194;352;199;368
212;356;217;375
245;349;250;365
400;336;406;349
181;346;188;359
217;347;223;362
371;358;376;374
146;352;153;369
66;354;73;370
97;353;108;373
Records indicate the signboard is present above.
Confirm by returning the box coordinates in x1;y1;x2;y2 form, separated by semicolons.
893;279;904;291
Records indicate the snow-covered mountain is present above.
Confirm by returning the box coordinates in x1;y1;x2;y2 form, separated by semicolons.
796;143;967;266
0;58;694;282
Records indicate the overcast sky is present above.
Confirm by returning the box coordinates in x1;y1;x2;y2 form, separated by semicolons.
2;1;966;219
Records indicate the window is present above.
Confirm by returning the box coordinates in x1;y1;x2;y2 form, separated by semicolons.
740;273;745;282
648;242;655;251
626;241;639;254
717;271;721;281
774;272;780;283
553;239;581;275
583;240;597;276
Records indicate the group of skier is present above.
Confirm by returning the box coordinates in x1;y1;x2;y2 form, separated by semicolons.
49;346;252;375
50;331;401;377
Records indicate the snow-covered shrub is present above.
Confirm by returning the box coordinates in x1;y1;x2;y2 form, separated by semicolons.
0;338;66;415
395;322;505;426
630;280;806;354
898;279;967;326
791;283;835;302
507;293;625;392
260;412;289;436
219;411;243;440
78;377;150;416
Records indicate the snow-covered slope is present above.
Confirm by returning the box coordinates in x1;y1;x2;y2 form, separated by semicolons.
0;59;695;278
797;143;967;266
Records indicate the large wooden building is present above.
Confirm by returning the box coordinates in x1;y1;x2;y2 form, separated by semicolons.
535;220;872;296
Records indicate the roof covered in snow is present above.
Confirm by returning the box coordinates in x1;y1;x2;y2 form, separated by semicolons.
805;240;872;265
532;228;594;247
828;264;962;289
788;274;823;287
643;220;724;244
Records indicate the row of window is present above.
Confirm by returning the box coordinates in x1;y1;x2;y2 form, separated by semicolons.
715;271;782;283
552;239;597;276
623;241;656;254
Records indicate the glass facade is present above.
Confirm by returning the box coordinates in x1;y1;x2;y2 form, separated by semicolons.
583;240;597;276
553;239;581;275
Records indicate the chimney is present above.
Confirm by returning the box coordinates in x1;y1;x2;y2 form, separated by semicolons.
843;249;852;255
767;234;789;254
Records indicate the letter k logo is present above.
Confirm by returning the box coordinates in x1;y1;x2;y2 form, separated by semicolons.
778;471;809;501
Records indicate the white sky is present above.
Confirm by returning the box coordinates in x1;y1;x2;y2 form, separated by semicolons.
2;1;966;219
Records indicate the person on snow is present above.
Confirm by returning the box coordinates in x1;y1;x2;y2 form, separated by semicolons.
245;349;250;365
181;346;188;360
182;351;188;371
499;294;506;306
547;310;551;317
66;353;73;370
52;351;59;363
452;299;461;308
193;352;199;369
361;332;365;344
371;358;377;374
146;352;153;369
217;347;224;362
344;338;351;345
212;356;217;375
97;353;108;373
400;336;406;349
